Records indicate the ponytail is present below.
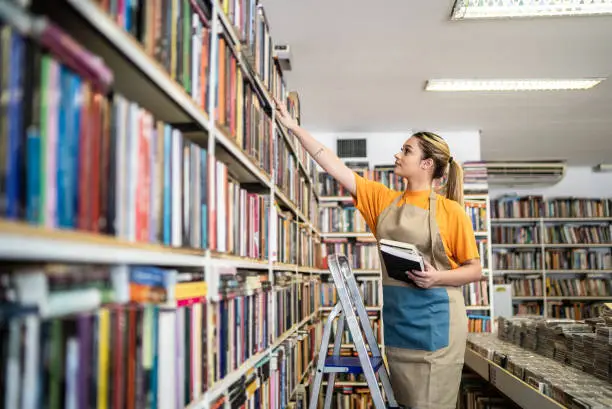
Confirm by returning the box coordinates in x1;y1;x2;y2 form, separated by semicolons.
445;160;464;206
413;132;464;206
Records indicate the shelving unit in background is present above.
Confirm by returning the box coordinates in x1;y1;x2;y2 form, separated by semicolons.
491;195;612;319
464;194;495;333
0;0;323;408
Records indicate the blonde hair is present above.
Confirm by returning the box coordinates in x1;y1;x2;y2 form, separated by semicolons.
412;132;464;206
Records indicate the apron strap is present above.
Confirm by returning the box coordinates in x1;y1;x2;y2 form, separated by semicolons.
374;193;403;240
428;189;438;269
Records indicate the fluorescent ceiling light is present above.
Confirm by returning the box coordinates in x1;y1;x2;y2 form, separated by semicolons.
451;0;612;19
425;78;604;91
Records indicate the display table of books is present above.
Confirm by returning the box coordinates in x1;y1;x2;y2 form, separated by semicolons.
466;313;612;409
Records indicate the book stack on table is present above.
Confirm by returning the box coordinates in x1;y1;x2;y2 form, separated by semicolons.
468;308;612;408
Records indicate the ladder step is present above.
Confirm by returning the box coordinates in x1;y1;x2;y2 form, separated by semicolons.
323;356;384;374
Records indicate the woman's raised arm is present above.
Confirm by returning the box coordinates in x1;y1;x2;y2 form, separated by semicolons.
274;98;357;196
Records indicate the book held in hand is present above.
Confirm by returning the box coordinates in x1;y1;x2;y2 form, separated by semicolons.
379;239;425;285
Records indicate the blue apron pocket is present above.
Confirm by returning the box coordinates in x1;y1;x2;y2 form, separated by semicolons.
383;285;450;351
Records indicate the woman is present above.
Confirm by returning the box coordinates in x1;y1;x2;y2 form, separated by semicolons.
275;100;483;409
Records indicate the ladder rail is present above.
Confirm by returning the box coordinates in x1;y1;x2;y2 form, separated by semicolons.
322;313;344;409
326;254;389;409
309;253;403;409
309;303;342;409
333;255;398;407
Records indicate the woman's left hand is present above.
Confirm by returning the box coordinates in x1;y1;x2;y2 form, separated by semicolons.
406;260;441;289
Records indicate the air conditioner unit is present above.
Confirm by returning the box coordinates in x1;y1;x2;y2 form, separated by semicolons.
593;163;612;173
483;161;566;187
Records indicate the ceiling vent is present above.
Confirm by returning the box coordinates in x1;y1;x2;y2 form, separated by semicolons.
484;161;566;187
337;138;367;159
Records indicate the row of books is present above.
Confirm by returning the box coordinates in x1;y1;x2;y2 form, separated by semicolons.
457;370;513;408
489;300;605;319
92;0;212;109
320;280;380;308
320;240;381;270
547;301;608;320
216;35;274;177
216;166;269;257
207;269;321;385
274;129;316;222
466;315;492;333
0;7;318;258
219;0;276;98
464;201;488;232
299;227;322;268
207;318;321;409
276;206;297;265
544;225;612;245
462;161;488;194
321;312;382;347
90;0;310;190
317;166;404;197
547;248;612;271
476;238;490;270
492;196;612;219
273;273;321;339
493;249;612;270
515;302;542;315
492;225;612;245
319;205;369;234
505;275;544;297
0;263;209;409
546;277;612;298
497;276;612;298
492;226;541;245
463;279;490;307
493;249;543;270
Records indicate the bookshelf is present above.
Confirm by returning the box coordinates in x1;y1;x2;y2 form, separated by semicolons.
464;194;495;333
491;196;612;319
0;1;323;408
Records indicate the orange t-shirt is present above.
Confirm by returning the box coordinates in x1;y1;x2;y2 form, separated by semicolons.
353;173;480;269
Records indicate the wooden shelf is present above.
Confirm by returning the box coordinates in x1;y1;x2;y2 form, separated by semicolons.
492;217;612;223
320;232;375;239
0;219;206;266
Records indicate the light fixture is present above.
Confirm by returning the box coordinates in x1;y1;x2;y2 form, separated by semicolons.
451;0;612;20
425;78;605;92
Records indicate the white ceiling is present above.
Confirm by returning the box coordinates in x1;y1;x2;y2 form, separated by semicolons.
262;0;612;165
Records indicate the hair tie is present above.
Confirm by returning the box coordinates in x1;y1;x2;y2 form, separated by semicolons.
449;156;454;164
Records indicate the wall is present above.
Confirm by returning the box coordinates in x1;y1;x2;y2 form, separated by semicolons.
313;131;612;198
312;130;481;168
488;166;612;199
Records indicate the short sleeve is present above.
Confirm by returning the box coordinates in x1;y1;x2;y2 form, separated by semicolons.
352;172;399;237
446;201;480;264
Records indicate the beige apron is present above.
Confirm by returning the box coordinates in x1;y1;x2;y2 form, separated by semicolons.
376;191;467;409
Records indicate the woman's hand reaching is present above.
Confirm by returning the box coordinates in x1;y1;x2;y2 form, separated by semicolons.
274;97;299;131
271;96;357;196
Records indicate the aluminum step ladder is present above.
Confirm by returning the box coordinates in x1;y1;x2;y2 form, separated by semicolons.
309;254;404;409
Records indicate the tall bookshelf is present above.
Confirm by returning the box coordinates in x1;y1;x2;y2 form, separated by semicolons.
491;195;612;319
464;194;494;333
0;1;323;408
